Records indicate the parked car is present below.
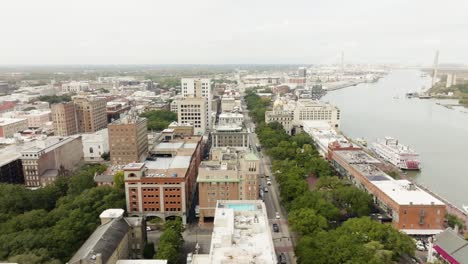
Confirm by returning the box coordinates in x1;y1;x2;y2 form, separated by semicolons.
275;212;281;219
272;223;279;232
264;187;269;192
266;176;271;181
278;253;287;264
267;180;272;185
146;226;152;231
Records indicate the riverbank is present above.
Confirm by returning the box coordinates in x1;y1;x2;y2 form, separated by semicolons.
322;69;468;212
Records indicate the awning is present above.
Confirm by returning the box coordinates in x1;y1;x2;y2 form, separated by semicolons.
400;229;443;235
433;245;460;264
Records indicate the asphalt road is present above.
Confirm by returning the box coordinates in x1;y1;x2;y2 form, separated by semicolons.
242;102;297;264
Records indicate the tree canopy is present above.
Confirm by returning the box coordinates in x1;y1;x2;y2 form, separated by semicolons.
0;164;125;263
140;110;177;131
245;94;416;263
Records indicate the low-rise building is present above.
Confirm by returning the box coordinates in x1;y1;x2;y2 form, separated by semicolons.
191;200;277;264
218;112;243;127
427;228;468;264
329;146;446;235
62;81;90;93
0;118;28;138
69;209;146;264
20;136;83;187
82;128;109;163
211;125;250;150
124;134;202;224
265;97;340;134
15;110;52;128
168;122;194;136
197;148;260;222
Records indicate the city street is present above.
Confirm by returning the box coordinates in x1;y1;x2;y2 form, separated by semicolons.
242;102;297;264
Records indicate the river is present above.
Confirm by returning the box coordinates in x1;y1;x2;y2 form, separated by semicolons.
322;69;468;208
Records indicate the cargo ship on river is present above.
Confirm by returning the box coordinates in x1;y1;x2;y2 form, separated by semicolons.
371;137;421;170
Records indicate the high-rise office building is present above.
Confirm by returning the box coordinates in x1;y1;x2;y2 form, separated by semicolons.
51;102;79;136
73;96;108;133
177;97;207;135
180;78;212;132
108;115;148;165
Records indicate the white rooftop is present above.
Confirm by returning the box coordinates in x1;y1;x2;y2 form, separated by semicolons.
145;156;191;170
99;209;125;219
371;179;445;206
193;200;276;264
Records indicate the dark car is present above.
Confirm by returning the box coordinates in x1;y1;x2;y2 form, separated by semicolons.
272;223;279;232
278;253;287;264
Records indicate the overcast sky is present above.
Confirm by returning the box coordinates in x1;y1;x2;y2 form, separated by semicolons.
1;0;467;65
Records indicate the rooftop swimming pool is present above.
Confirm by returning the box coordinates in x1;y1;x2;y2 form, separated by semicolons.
226;203;256;211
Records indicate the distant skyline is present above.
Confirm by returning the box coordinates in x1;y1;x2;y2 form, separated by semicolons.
1;0;467;65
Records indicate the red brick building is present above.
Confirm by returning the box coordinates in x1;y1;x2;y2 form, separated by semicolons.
123;135;202;224
328;142;446;235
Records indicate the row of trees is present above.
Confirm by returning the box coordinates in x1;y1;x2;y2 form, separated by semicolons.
37;95;72;104
244;89;270;123
0;164;126;263
140;110;178;131
153;219;184;264
245;89;415;263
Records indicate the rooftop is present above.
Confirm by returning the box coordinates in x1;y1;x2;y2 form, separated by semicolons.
0;117;27;126
68;217;130;264
192;200;276;264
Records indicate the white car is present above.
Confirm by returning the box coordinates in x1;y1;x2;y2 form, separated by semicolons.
146;226;152;231
275;212;281;219
267;180;272;185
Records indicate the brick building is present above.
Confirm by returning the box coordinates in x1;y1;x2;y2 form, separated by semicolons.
328;143;446;235
108;116;148;165
51;102;79;136
73;96;108;133
123;134;202;223
197;148;260;222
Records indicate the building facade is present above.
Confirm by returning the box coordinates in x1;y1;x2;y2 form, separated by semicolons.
108;116;148;165
0;118;28;138
16;110;52;128
265;97;340;134
51;102;79;136
197;148;259;222
328;145;446;234
73;96;108;133
181;78;212;132
20;136;84;187
69;209;146;264
177;97;207;135
123;135;203;224
82;128;109;163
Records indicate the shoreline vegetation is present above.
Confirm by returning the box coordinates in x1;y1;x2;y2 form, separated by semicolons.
245;89;416;264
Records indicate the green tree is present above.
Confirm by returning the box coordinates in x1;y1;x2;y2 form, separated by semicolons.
289;208;328;235
113;171;124;189
140;110;177;131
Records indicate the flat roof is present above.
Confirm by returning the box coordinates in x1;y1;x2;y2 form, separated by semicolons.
334;150;381;164
99;209;124;219
193;200;276;264
0;117;27;126
371;179;444;206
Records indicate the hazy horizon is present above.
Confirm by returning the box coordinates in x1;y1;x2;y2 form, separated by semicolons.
1;0;467;65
